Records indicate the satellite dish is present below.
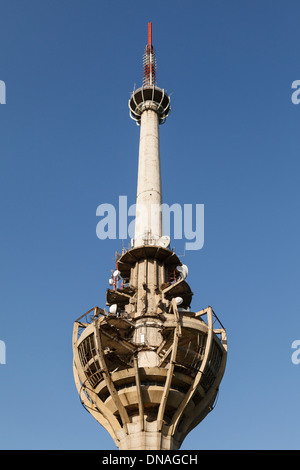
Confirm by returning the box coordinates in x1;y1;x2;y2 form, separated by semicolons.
109;278;114;286
109;304;118;314
113;270;120;278
178;306;191;312
176;264;188;280
175;297;183;305
158;235;170;248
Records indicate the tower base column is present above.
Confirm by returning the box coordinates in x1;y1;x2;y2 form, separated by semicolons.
116;420;180;450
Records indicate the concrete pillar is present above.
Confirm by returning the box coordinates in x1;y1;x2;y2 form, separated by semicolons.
133;318;164;367
135;106;162;246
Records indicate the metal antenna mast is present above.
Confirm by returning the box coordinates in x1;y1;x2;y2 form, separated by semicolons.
143;22;156;87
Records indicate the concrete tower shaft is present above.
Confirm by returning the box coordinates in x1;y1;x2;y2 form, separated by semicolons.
135;107;162;247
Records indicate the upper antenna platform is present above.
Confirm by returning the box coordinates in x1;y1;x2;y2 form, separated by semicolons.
129;22;170;125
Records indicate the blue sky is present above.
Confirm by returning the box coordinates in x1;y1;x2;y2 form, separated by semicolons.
0;0;300;450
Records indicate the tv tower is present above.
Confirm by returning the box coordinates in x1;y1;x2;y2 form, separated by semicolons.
72;23;227;450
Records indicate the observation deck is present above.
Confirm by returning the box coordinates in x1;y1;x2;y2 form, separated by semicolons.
129;85;170;125
73;301;227;450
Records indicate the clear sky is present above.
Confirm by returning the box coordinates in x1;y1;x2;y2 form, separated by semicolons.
1;0;300;450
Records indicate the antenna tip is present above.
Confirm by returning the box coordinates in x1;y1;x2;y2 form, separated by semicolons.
148;22;152;46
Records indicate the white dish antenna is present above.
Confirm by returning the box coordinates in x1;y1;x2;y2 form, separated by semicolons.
158;235;170;248
176;264;188;280
109;304;118;314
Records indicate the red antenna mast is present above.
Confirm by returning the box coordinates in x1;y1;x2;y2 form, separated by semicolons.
148;22;152;46
143;22;156;87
